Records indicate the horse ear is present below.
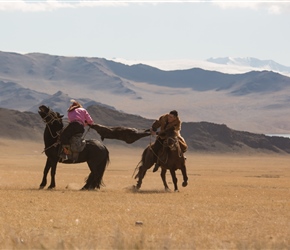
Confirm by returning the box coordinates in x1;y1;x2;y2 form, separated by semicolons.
56;112;64;118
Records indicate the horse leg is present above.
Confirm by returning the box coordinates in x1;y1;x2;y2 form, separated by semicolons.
92;153;109;189
48;161;57;189
82;160;94;190
83;152;109;190
135;146;155;190
136;168;147;189
88;170;101;190
160;168;170;191
181;165;188;187
136;177;142;190
82;172;94;190
39;158;50;189
169;168;179;192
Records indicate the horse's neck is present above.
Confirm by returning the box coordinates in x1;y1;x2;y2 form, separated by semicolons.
44;127;59;146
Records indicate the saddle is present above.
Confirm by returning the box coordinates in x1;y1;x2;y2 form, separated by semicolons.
60;133;86;162
157;136;186;165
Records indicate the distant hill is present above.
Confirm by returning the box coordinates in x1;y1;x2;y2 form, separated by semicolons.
113;57;290;77
0;108;44;141
103;60;290;95
1;106;290;154
1;51;290;134
0;80;50;111
181;122;290;154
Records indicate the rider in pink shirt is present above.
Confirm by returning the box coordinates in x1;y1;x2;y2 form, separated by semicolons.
60;100;94;158
68;106;94;126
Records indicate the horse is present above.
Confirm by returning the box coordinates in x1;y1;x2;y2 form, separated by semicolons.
38;105;109;190
134;131;188;192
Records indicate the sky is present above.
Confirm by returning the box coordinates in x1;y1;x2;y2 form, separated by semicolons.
0;0;290;67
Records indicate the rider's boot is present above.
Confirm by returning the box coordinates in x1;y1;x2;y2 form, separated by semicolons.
60;145;71;161
63;145;71;155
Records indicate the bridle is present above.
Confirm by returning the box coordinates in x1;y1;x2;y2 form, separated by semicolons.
40;108;64;153
166;136;183;157
149;134;182;166
41;109;61;125
166;136;178;150
41;108;63;139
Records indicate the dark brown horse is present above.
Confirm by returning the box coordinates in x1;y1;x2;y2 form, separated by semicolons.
134;131;188;192
38;105;109;190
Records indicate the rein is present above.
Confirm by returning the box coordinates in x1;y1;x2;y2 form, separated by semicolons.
46;124;61;139
42;109;63;138
41;109;63;153
167;136;182;156
42;142;59;154
149;135;182;164
41;109;62;125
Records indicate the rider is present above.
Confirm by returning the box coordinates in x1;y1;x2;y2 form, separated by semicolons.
60;100;94;159
150;110;187;172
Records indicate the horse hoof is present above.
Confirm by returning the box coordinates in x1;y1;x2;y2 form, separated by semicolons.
165;188;171;192
47;186;55;190
39;186;45;190
174;189;179;192
182;182;188;187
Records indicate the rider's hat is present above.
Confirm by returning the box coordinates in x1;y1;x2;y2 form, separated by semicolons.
68;99;82;112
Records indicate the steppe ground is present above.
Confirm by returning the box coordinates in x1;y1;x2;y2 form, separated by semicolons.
0;139;289;250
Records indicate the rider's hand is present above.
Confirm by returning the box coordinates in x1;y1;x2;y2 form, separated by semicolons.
150;128;156;136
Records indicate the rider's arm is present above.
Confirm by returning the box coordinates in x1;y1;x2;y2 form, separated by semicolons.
151;117;162;133
84;109;94;125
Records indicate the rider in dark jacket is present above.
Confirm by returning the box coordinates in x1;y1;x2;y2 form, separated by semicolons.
150;110;187;172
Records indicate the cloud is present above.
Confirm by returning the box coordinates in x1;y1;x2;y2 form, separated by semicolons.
0;0;128;12
212;1;290;15
1;0;289;13
0;1;209;12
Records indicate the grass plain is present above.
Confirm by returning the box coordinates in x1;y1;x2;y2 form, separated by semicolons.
0;139;290;250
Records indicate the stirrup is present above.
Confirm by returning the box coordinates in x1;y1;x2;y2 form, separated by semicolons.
59;153;68;162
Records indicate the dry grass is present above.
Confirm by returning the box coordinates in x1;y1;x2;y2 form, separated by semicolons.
0;139;290;249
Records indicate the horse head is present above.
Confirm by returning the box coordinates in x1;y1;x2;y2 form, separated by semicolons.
38;105;64;137
163;130;179;151
38;105;63;124
165;136;179;151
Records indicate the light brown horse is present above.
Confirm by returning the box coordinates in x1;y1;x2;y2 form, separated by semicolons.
134;131;188;192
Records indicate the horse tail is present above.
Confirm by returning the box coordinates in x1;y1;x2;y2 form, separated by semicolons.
86;144;110;190
133;146;148;179
133;160;143;179
134;145;154;179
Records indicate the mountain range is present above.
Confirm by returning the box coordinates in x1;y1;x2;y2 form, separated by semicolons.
1;51;290;134
1;105;290;154
113;57;290;77
207;57;290;76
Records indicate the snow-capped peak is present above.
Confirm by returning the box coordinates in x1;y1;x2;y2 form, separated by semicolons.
207;57;290;74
